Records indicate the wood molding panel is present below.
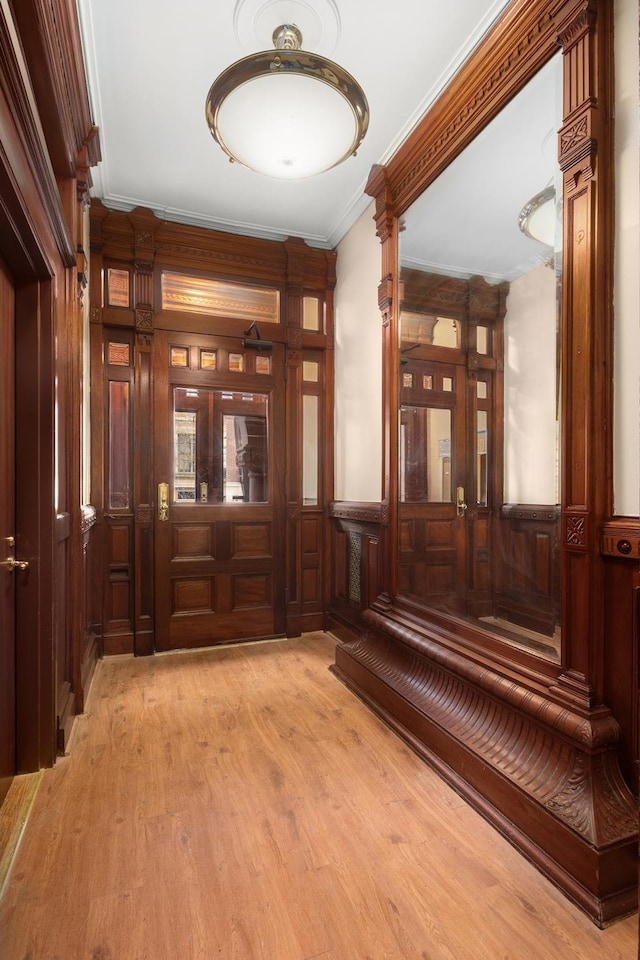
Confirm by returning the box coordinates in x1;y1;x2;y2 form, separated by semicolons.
333;0;634;925
496;505;561;638
601;519;640;790
10;0;100;178
328;502;384;642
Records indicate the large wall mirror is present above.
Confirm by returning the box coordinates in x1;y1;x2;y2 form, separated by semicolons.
339;0;636;924
398;54;563;661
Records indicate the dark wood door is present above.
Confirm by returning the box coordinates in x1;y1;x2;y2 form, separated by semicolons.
398;358;468;612
154;331;286;650
0;257;16;803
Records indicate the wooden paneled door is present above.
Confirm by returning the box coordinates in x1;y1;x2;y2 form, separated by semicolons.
0;257;16;803
398;357;468;612
154;331;286;650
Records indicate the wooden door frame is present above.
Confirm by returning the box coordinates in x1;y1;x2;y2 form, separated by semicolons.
152;330;287;650
0;255;16;805
0;169;56;771
90;206;337;655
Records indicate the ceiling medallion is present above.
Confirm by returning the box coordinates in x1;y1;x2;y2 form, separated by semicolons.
205;22;369;180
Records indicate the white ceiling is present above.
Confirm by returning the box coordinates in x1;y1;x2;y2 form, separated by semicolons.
77;0;513;249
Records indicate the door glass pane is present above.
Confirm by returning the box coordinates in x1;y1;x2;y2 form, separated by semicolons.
161;272;280;323
108;381;130;509
303;297;320;331
302;395;319;505
303;361;319;382
174;411;196;500
171;347;189;367
173;388;268;503
108;342;130;366
400;406;452;503
401;312;460;349
477;410;488;506
200;350;217;370
107;268;130;308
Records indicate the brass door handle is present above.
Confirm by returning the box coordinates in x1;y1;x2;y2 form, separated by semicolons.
3;556;29;572
456;485;468;517
158;482;169;521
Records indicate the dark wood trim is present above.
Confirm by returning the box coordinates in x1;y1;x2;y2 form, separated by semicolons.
10;0;100;177
329;501;385;525
0;3;75;266
601;518;640;560
328;502;385;642
14;280;56;770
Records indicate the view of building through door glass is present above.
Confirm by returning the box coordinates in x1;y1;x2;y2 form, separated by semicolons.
398;54;563;662
173;387;268;504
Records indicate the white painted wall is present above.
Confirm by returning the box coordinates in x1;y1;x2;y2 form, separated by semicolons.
503;262;559;504
614;0;640;516
334;202;382;501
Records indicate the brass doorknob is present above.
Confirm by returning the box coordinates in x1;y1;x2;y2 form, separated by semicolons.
2;557;29;572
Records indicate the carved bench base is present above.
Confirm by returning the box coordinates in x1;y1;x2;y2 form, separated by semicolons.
331;625;638;927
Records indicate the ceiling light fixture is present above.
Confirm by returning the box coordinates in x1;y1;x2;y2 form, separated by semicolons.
205;23;369;180
518;184;557;247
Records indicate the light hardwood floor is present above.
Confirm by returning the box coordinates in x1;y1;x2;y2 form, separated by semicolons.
0;633;637;959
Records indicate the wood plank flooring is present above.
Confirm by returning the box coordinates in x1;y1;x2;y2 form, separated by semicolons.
0;633;636;959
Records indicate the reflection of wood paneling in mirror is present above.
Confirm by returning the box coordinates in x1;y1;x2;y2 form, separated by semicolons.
396;52;562;660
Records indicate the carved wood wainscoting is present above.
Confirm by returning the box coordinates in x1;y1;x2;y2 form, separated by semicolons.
601;518;640;790
327;502;385;640
54;512;74;752
80;506;99;709
496;505;561;641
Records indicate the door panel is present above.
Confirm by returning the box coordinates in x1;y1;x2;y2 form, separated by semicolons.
0;257;16;803
154;331;286;650
399;360;467;613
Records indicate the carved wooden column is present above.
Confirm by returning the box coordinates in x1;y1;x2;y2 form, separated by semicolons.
552;0;614;711
284;239;305;635
69;142;93;713
365;165;397;605
321;254;337;619
129;210;158;655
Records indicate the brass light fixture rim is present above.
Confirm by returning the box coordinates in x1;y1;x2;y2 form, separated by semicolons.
518;184;556;242
205;44;370;176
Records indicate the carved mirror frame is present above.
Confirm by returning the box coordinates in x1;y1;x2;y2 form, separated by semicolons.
339;0;637;925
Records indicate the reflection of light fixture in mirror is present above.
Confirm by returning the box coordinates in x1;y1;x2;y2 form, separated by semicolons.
518;184;556;247
205;24;369;179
